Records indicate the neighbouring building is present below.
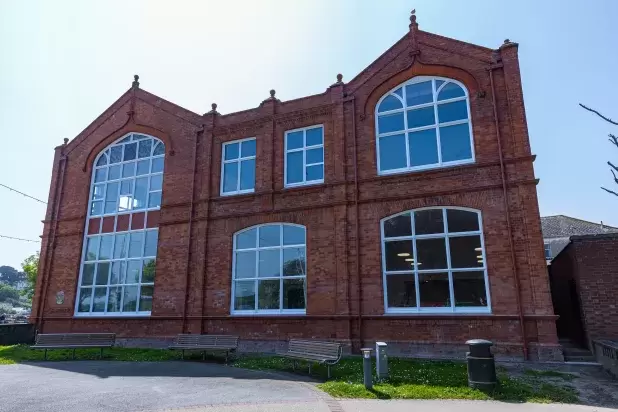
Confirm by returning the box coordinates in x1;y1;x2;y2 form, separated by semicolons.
32;11;560;360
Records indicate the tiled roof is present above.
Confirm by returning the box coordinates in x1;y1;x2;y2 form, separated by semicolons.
541;215;618;239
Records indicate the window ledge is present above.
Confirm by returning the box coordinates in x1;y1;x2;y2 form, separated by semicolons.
73;312;151;318
230;311;306;316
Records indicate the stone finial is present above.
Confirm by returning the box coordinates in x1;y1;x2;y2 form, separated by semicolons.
207;103;219;114
409;9;418;29
63;138;69;145
504;39;510;44
270;89;276;99
132;74;140;88
336;73;343;83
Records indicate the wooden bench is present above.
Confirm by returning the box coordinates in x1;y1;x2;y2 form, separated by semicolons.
277;339;343;378
31;333;116;360
169;334;239;363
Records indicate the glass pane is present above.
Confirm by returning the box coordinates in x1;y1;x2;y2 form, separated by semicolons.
119;194;131;212
85;237;99;261
406;106;435;129
120;180;133;195
110;146;122;163
123;285;138;311
94;168;106;183
416;238;448;269
378;134;407;171
136;159;150;176
108;164;121;180
236;228;257;249
90;201;103;216
286;152;303;184
153;142;165;156
453;271;487;307
96;154;107;166
258;279;280;310
150;174;163;191
151;157;164;173
283;247;306;276
139;285;154;311
439;123;472;162
107;286;122;312
435;80;445;91
224;142;239;160
377;112;404;134
126;260;141;283
306;127;323;146
128;232;143;258
446;209;479;233
78;288;92;312
92;287;107;312
414;209;444;235
98;235;113;260
223;162;239;193
241;139;256;157
438;100;468;123
405;81;433;106
138;139;152;158
378;95;403;112
306;164;323;181
93;185;104;201
408;128;439;167
419;272;450;307
386;274;416;308
239;159;255;191
234;280;255;310
142;259;156;283
384;240;413;271
383;213;412;238
122;162;136;178
393;87;403;97
144;230;158;257
438;82;465;101
133;177;148;209
81;263;95;285
283;225;305;246
104;182;119;213
258;249;280;278
119;136;131;143
283;279;305;309
113;234;128;259
259;225;280;247
235;251;256;279
123;143;137;161
148;192;161;208
449;235;483;268
110;261;126;285
306;147;323;164
286;131;304;150
95;262;110;285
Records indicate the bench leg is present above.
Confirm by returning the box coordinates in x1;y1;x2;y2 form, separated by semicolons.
308;363;311;375
72;349;76;360
181;350;184;360
100;348;103;360
44;349;47;361
202;351;206;361
327;364;331;379
292;360;297;371
225;351;228;365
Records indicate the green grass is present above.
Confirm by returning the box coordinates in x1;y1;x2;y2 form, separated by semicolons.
523;369;577;381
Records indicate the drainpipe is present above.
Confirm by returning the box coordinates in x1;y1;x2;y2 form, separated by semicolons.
350;96;363;350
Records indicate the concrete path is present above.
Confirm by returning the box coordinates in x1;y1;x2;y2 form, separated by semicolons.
338;400;617;412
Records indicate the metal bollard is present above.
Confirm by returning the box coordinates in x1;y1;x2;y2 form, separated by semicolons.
360;347;373;389
465;339;497;391
375;342;388;380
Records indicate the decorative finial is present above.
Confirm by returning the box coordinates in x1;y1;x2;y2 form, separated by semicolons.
63;138;69;145
336;73;343;83
132;74;140;88
410;9;417;24
270;89;276;99
504;39;510;44
207;102;219;115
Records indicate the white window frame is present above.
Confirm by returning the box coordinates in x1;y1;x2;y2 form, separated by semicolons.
375;76;475;176
231;223;307;315
284;125;324;188
380;207;491;315
220;137;256;196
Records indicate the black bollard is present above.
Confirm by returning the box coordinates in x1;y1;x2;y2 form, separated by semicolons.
465;339;497;391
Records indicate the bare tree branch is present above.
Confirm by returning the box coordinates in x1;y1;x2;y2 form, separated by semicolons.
601;187;618;197
610;133;618;147
610;165;618;185
580;103;618;125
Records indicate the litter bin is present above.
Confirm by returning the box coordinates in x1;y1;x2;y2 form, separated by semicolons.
465;339;497;391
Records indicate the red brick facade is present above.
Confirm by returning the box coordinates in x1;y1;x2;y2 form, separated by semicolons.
31;14;560;360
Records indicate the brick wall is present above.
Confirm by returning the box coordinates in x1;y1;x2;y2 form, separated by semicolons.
31;16;560;360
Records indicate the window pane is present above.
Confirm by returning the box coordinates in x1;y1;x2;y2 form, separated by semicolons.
133;177;148;209
416;238;447;269
107;286;122;312
153;142;165;156
138;139;152;158
283;247;305;276
78;288;92;312
386;274;416;308
258;279;280;309
449;236;483;268
383;213;412;238
120;180;133;195
406;106;435;129
122;162;136;178
393;87;403;97
123;143;137;161
283;225;304;246
438;83;465;101
148;192;161;208
98;235;113;260
438;100;468;123
414;209;444;235
136;159;150;176
151;157;164;173
128;232;143;258
150;174;163;191
286;152;303;184
224;142;239;160
104;182;119;213
446;209;479;233
142;259;156;283
82;264;95;285
126;260;141;283
123;285;138;311
439;123;472;162
306;164;323;181
241;139;256;157
454;271;487;307
378;134;407;171
95;262;110;285
139;285;154;311
239;159;255;191
90;201;103;216
144;230;158;257
259;225;280;247
378;112;404;134
108;165;121;180
419;272;450;307
378;95;403;113
110;146;122;163
384;240;413;271
237;228;257;249
258;249;280;278
286;131;304;150
306;147;323;164
85;237;99;261
234;280;255;310
405;81;433;106
223;162;239;192
435;80;445;91
94;168;107;183
408;129;439;167
110;261;126;285
92;287;107;312
306;127;323;146
235;251;256;279
283;279;305;309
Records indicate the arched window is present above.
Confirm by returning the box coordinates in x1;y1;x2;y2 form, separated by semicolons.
381;207;490;313
232;223;306;314
75;133;165;316
375;76;474;175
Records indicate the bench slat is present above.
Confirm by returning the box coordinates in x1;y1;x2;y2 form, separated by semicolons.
170;334;238;350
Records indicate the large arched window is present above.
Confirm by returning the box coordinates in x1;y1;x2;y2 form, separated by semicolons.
375;76;474;175
381;207;490;313
75;133;165;316
232;223;306;315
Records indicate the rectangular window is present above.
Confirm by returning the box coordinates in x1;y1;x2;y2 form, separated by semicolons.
285;125;324;188
221;138;256;196
544;243;552;260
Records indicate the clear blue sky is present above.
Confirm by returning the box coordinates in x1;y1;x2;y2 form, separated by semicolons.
1;0;617;268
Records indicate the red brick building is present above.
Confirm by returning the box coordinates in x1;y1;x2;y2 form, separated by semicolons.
32;12;560;360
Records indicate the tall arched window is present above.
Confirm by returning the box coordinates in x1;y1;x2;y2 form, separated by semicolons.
232;223;306;315
381;207;490;314
375;76;474;175
75;133;165;316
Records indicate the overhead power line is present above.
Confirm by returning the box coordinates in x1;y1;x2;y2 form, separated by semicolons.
0;234;41;243
0;183;47;205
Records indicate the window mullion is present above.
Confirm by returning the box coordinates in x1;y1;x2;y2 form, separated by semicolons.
280;224;284;311
432;80;443;165
411;212;420;308
443;209;455;311
302;131;307;184
402;85;411;169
